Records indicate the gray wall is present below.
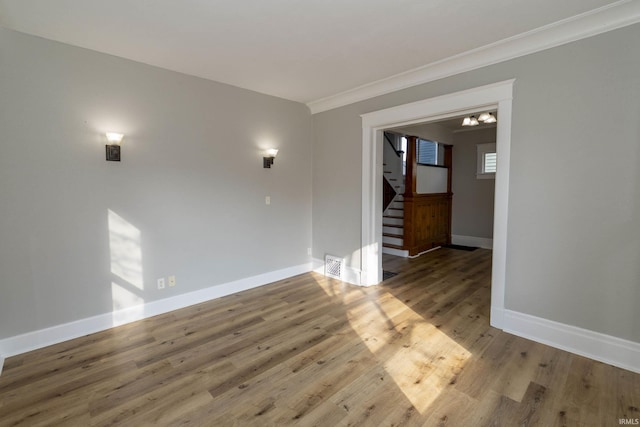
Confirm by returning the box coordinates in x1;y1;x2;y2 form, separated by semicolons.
0;28;312;340
451;128;496;239
312;24;640;342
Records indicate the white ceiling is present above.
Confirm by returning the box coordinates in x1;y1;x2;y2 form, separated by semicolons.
0;0;628;105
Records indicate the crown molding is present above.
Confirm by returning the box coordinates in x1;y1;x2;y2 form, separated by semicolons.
307;0;640;114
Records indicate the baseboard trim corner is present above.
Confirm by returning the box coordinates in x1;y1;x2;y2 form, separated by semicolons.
0;262;312;359
503;309;640;374
490;306;504;329
312;257;325;274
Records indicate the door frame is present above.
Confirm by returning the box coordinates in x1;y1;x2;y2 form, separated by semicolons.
360;80;514;328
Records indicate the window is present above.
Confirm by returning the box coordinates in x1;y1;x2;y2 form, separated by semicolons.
417;139;438;165
477;143;496;179
400;136;408;175
483;152;497;173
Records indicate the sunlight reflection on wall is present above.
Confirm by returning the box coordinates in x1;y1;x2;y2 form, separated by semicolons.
108;209;145;324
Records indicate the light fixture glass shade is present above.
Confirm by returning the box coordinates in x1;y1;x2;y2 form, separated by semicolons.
478;112;490;122
484;113;497;123
469;116;479;126
106;132;124;144
462;117;471;126
265;148;279;158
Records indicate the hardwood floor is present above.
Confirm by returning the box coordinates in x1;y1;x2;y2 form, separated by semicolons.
0;248;638;426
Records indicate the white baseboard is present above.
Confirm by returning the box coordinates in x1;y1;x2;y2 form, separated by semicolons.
503;309;640;374
451;234;493;249
0;263;312;362
0;355;4;376
408;246;441;259
312;257;361;286
382;247;409;257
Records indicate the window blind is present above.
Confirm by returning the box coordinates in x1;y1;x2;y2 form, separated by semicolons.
483;152;497;173
417;139;437;165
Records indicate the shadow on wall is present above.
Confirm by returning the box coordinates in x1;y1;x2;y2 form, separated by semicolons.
108;209;145;324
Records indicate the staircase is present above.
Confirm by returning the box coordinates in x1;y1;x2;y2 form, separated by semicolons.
382;132;452;258
382;167;409;257
383;194;404;248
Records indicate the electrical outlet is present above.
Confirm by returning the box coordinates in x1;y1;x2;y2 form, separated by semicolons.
307;248;312;256
168;275;176;287
265;196;271;205
157;278;165;289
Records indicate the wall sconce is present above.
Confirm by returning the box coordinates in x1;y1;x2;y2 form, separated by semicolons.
263;148;278;168
105;132;124;161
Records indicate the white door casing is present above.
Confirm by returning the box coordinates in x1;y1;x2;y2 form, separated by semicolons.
360;79;514;329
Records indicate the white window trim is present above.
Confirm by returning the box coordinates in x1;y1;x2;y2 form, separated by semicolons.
477;142;497;179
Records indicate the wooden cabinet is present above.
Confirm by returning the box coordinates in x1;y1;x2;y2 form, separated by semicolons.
403;193;452;256
401;138;452;256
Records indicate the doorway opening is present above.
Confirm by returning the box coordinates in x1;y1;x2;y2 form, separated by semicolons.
360;80;514;329
385;111;497;255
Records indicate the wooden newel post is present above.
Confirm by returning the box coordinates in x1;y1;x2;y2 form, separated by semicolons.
403;136;417;251
444;144;452;193
444;144;453;244
404;136;417;197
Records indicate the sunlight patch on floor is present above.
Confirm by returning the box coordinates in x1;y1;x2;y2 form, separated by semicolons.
345;289;471;413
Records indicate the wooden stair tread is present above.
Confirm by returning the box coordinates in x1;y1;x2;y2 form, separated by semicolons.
382;224;404;229
383;232;403;238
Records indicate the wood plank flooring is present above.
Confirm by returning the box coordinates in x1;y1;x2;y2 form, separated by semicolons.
0;248;638;426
